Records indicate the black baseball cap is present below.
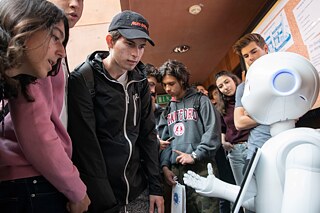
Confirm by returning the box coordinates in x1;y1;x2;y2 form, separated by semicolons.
108;10;155;46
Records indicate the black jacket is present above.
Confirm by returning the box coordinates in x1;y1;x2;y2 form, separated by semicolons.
68;51;163;212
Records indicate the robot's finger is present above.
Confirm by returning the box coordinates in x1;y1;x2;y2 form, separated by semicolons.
207;163;213;175
187;170;196;176
183;175;195;187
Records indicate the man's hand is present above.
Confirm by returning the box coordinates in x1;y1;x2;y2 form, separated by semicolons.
66;193;90;213
173;150;194;165
149;195;164;213
158;135;171;150
162;166;177;186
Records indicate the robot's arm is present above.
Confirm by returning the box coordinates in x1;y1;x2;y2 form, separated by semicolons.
184;163;240;202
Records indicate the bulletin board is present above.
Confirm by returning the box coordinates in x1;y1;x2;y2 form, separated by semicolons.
253;0;320;108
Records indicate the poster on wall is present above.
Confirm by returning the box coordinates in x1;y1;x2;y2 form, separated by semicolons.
293;0;320;72
306;39;320;73
255;9;294;53
254;0;291;52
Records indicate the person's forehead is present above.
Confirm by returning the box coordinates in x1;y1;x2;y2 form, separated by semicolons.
163;74;177;82
241;41;261;54
53;21;65;38
123;37;147;45
147;76;157;83
216;75;230;84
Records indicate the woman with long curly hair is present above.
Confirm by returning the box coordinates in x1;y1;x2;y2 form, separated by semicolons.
0;0;69;101
0;0;89;212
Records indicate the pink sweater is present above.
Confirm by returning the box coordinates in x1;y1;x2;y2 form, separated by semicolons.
0;70;86;202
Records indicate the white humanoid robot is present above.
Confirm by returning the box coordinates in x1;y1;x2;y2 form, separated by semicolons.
184;52;320;213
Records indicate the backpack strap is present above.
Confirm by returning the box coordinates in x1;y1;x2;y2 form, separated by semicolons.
193;92;202;112
163;101;172;120
75;61;95;97
193;92;204;131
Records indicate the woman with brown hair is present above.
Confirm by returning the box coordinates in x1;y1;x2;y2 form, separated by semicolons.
215;71;250;186
0;0;89;212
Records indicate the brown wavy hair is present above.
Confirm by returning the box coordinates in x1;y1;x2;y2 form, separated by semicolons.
0;0;69;101
233;33;266;56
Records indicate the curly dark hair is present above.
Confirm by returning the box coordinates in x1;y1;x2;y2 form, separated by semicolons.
144;63;160;81
0;26;18;100
158;60;190;90
0;0;69;101
207;84;224;115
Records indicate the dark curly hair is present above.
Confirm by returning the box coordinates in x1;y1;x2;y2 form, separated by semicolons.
144;63;160;81
0;0;69;101
158;60;190;90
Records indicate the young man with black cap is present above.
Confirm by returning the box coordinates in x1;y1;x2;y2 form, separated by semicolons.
68;10;164;213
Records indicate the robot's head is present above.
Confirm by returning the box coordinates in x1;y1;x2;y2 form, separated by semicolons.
242;52;319;125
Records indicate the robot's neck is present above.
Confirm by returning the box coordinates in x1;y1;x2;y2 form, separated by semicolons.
270;120;295;136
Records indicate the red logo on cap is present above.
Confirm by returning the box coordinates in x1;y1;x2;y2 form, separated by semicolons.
131;21;148;31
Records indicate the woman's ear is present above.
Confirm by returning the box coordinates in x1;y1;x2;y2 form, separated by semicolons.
106;34;113;48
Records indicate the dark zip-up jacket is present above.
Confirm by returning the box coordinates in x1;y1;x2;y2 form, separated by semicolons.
68;51;162;212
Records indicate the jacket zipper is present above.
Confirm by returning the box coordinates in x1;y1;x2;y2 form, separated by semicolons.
123;86;132;205
133;93;139;126
100;70;144;205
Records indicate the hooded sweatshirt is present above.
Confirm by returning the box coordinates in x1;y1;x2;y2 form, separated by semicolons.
158;88;221;167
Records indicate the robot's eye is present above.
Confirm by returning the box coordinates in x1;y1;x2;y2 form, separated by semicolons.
272;69;301;96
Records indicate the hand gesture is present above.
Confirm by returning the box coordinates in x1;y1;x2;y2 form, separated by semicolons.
183;163;217;197
173;150;194;165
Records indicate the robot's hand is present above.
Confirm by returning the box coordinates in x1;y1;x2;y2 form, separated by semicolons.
183;163;217;197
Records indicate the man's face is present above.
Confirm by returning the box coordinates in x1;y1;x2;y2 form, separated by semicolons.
147;76;157;111
211;89;219;105
162;75;185;100
147;76;157;95
48;0;84;28
241;41;268;67
108;36;146;73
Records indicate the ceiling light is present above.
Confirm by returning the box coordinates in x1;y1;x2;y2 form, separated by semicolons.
173;45;190;53
189;4;202;15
